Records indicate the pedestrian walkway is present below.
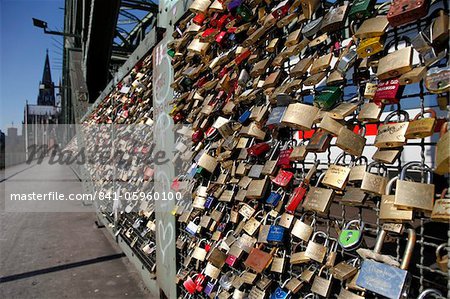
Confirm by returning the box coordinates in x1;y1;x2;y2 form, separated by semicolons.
0;159;151;298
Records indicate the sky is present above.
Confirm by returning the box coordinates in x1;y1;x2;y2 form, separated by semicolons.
0;0;64;134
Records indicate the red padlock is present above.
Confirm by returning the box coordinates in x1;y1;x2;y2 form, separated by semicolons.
285;184;308;213
225;254;238;267
193;12;206;25
183;275;198;294
271;169;294;187
373;78;404;105
235;49;251;65
247;142;271;157
215;31;227;45
272;3;290;19
195;273;207;292
387;0;429;28
217;14;234;29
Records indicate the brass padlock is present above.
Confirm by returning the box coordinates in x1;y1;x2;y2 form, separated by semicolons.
291;214;316;242
360;162;388;196
394;161;435;212
377;46;413;81
331;259;358;281
305;231;329;263
319;114;344;136
320;1;349;33
322;153;352;190
405;109;436;139
398;66;427;85
270;250;286;273
354;16;389;39
336;125;367;157
349;156;368;182
303;173;335;214
358;102;382;123
281;103;319;131
432;189;450;222
436;244;448;272
189;0;211;14
380;176;413;221
299;0;319;19
311;266;333;297
374;110;410;148
435;122;449;175
290;243;310;265
431;10;449;49
310;52;332;74
329;100;360;120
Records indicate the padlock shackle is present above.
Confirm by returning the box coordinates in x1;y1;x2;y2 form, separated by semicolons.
399;161;433;183
417;288;443;299
384;110;410;124
436;243;447;259
374;228;416;270
385;176;398;195
316;172;327;187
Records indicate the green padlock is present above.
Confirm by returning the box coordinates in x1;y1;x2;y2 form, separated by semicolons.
338;220;365;251
237;4;252;22
314;86;342;110
348;0;375;20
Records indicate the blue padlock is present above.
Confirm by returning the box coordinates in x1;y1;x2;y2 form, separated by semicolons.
269;280;291;299
204;195;216;209
204;280;217;296
266;188;283;206
267;216;285;242
238;109;251;123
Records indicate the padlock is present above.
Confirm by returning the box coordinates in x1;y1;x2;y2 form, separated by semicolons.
270;250;286;273
311;266;333;297
246;177;269;199
377;46;413;81
360;162;388;196
320;1;349;33
355;16;389;39
348;0;375;19
336;125;367;157
269;279;291;299
244;245;277;273
356;228;416;299
394;161;435;211
319;114;344;136
435;122;449;175
183;273;200;294
380;176;413;221
281;103;319;130
243;210;265;236
306;129;332;153
337;286;365;299
373;78;405;106
291;214;316;242
436;243;448;272
314;86;343;110
338;220;365;251
325;238;339;268
387;0;429;27
374;110;410;148
285;183;308;213
305;231;329;263
186;216;201;235
322;153;352;190
331;258;358;281
358;102;382;123
348;156;368;182
272;169;294;187
405;109;437;139
303;172;335;214
299;0;319;19
340;186;368;206
425;66;450;94
398;66;427;85
290;243;311;265
310;52;333;74
267;216;285;242
266;188;284;206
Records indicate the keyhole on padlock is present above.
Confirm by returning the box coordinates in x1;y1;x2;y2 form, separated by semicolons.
346;232;353;241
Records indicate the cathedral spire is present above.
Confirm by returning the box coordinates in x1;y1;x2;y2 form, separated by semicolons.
37;50;56;106
41;49;52;85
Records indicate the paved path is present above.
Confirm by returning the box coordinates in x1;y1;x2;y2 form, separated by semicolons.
0;160;151;298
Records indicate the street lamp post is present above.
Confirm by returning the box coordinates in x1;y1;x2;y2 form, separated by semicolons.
32;18;80;38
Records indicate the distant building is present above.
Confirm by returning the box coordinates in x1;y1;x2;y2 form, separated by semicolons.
24;50;60;151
